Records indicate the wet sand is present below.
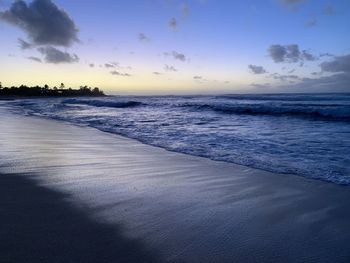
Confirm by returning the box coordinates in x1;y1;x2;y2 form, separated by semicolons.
1;107;350;262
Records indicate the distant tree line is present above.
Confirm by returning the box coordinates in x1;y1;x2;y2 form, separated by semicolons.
0;82;105;97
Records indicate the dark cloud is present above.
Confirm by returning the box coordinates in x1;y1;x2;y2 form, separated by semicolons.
285;44;300;62
248;64;267;74
269;73;299;82
18;38;32;49
138;33;149;42
153;72;162;75
287;73;350;92
173;51;186;61
302;50;317;61
0;0;78;47
38;46;79;64
168;17;177;29
253;73;350;92
27;56;42;63
193;76;202;79
311;71;322;76
320;54;350;73
268;45;287;63
89;63;95;68
319;53;334;58
164;65;177;72
105;63;115;68
268;44;317;63
110;70;131;77
164;51;186;62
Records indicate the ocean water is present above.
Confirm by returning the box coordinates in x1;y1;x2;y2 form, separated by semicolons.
5;93;350;185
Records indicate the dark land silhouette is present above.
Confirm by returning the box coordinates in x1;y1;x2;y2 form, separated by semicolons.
0;82;105;98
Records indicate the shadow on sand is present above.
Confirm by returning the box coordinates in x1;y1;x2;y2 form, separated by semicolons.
0;173;162;263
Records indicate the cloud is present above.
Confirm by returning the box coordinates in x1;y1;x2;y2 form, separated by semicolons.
287;73;350;92
110;70;131;77
268;44;317;63
268;45;287;63
311;71;322;76
269;73;299;82
180;3;189;18
168;17;177;29
153;72;162;75
38;46;79;64
172;51;186;61
281;0;307;4
302;50;317;61
27;56;42;63
105;63;115;68
164;65;177;72
253;73;350;92
248;64;267;74
285;44;300;62
250;83;271;89
0;0;78;47
322;5;335;15
18;38;32;49
193;75;211;84
138;33;149;42
320;54;350;73
319;53;334;58
164;51;186;62
89;63;95;68
305;18;317;27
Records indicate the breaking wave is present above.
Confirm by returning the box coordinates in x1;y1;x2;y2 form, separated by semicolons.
181;102;350;121
63;99;144;108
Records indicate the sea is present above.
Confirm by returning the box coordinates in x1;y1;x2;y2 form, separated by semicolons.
4;93;350;185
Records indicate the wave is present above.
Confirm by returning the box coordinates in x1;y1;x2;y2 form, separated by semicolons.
181;102;350;121
215;93;350;101
5;94;350;186
63;99;144;108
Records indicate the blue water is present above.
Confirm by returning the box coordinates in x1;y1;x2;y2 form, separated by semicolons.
5;93;350;185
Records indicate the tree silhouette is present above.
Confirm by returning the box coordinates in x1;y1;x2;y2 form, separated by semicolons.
0;84;105;97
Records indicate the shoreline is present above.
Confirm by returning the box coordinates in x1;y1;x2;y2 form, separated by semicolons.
3;95;349;186
1;107;350;262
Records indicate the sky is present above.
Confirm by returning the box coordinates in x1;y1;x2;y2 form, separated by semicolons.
0;0;349;94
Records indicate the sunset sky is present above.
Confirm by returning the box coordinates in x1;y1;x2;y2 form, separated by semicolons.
0;0;349;94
